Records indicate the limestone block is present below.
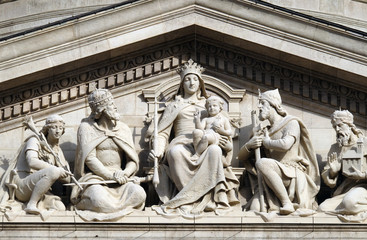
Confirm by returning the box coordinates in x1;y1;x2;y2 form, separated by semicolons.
116;73;125;85
69;87;77;99
79;85;87;96
144;64;152;76
22;102;30;114
12;104;21;116
126;70;134;82
51;93;59;105
41;96;49;108
153;62;161;73
3;107;11;119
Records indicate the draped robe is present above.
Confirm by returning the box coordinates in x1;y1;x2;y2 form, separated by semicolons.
71;117;146;221
152;97;239;218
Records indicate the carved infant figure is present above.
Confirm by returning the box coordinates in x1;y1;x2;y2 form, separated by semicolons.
192;95;232;160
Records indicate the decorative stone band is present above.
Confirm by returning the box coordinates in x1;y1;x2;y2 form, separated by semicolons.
1;35;366;126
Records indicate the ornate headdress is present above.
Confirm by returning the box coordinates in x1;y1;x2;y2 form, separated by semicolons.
176;59;205;80
88;89;113;108
258;89;287;116
259;89;281;107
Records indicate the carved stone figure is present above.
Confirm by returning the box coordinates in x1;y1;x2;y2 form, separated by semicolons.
192;95;233;160
0;115;71;215
238;89;320;215
71;89;146;221
148;60;239;218
319;110;367;222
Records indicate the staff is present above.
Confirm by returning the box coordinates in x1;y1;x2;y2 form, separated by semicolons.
64;175;153;187
23;115;83;191
251;110;265;212
152;97;160;188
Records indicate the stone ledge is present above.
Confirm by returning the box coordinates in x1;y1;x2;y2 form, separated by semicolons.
0;209;366;239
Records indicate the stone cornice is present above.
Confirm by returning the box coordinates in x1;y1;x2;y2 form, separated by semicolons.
1;35;367;129
1;0;367;85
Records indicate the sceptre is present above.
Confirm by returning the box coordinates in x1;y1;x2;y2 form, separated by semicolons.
152;97;160;188
22;115;83;191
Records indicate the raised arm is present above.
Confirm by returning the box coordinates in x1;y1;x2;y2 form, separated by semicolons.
194;109;205;130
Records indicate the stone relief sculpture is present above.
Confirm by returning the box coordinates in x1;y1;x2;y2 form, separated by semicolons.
70;88;146;221
0;115;71;217
238;89;320;215
148;59;239;218
318;110;367;222
192;95;233;161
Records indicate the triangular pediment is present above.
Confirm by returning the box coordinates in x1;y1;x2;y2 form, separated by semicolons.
1;0;367;232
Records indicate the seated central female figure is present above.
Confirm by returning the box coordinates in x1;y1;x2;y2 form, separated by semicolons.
149;59;239;217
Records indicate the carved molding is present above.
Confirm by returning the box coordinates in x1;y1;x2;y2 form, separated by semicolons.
1;35;366;128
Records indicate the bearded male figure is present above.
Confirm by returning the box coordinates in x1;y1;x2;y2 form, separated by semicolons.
71;89;146;221
238;89;320;215
319;110;367;221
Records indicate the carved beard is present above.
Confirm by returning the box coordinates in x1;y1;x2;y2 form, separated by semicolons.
104;108;120;121
336;132;350;147
259;109;269;121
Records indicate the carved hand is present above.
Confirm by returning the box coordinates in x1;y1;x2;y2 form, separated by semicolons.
328;152;341;176
245;135;264;151
113;170;128;185
219;136;232;152
58;167;70;179
193;108;201;120
148;149;163;162
213;121;223;132
343;166;366;180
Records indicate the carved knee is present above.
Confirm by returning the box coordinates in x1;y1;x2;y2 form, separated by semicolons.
45;166;63;182
255;158;267;172
193;129;203;138
341;187;367;214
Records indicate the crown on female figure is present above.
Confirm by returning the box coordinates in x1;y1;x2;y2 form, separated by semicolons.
177;59;205;79
88;88;113;107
